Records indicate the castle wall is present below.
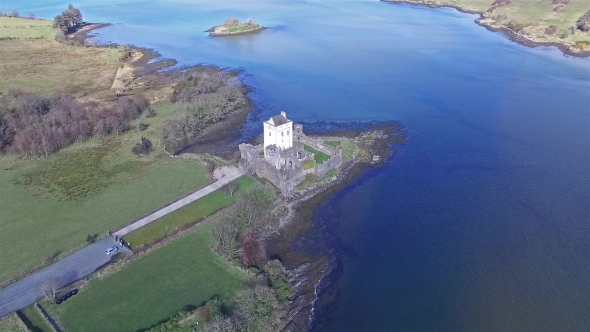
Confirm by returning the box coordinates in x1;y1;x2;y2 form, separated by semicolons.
240;122;344;194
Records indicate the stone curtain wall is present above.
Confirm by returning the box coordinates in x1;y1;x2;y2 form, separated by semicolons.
239;124;343;194
239;143;306;193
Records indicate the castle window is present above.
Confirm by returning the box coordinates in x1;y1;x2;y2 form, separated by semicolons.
287;131;289;135
269;132;271;136
282;132;284;137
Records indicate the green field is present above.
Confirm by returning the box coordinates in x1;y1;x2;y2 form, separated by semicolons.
324;140;341;147
0;17;53;39
424;0;590;46
125;175;255;248
0;313;26;332
46;218;249;332
16;306;52;332
304;144;331;164
342;140;356;160
0;102;210;282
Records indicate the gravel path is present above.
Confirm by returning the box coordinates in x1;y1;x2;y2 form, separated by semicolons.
114;166;242;237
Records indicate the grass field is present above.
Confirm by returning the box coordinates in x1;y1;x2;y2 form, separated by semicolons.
124;175;255;248
0;102;210;282
428;0;590;46
324;140;341;147
304;144;331;164
0;17;53;39
0;313;26;332
0;17;118;97
342;139;356;160
16;306;52;332
45;218;249;332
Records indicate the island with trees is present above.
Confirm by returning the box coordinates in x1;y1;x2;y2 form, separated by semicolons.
208;17;265;36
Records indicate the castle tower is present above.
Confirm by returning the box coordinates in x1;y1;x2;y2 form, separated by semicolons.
264;111;293;158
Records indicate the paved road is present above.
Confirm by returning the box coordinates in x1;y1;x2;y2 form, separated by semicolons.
0;237;129;318
114;166;243;237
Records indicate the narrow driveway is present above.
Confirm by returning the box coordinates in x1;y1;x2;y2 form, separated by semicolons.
0;237;129;318
114;166;243;237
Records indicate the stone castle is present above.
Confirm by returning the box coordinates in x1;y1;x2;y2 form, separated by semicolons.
239;112;342;194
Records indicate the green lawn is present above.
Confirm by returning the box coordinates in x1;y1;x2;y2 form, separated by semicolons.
0;102;210;283
304;144;331;164
124;175;255;248
0;17;53;39
342;139;356;160
324;140;340;147
16;305;52;332
0;313;26;332
46;218;249;332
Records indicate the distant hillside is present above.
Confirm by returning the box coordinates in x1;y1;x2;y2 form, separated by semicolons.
383;0;590;56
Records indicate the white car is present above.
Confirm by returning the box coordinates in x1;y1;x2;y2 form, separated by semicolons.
105;246;119;255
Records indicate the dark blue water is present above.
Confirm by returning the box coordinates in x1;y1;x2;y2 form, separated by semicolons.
6;0;590;330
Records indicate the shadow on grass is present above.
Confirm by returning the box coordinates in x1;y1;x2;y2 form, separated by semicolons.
16;309;51;332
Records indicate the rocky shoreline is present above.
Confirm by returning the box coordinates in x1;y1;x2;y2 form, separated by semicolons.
382;0;590;58
261;123;406;331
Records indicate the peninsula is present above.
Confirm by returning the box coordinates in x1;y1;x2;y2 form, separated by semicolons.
382;0;590;57
208;17;265;36
0;6;401;332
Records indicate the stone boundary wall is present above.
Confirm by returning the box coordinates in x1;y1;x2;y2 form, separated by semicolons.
35;303;61;332
13;312;32;332
0;233;108;289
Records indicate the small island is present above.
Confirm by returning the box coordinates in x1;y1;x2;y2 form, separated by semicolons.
208;17;265;36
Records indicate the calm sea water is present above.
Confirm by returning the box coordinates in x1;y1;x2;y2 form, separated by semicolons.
5;0;589;330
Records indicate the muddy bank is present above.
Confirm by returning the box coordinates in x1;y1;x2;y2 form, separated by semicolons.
264;123;406;331
70;22;110;44
381;0;590;58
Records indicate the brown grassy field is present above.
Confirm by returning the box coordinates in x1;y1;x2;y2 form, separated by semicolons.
0;17;118;98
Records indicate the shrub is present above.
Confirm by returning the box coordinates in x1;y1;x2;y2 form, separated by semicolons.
264;259;291;301
138;123;149;131
303;161;315;170
545;26;558;35
132;137;153;156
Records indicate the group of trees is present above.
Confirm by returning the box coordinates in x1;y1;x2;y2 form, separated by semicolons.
0;89;149;157
0;10;23;18
162;72;245;152
53;4;83;33
211;184;274;260
205;285;286;332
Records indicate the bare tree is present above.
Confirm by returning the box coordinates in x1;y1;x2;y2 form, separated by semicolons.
28;13;35;20
40;276;61;301
221;184;229;198
228;182;238;197
211;218;239;260
10;9;19;18
205;316;237;332
222;18;240;28
232;196;259;230
234;285;285;331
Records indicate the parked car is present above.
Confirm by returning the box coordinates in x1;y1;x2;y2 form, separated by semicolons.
55;298;62;304
106;246;119;255
71;289;78;295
